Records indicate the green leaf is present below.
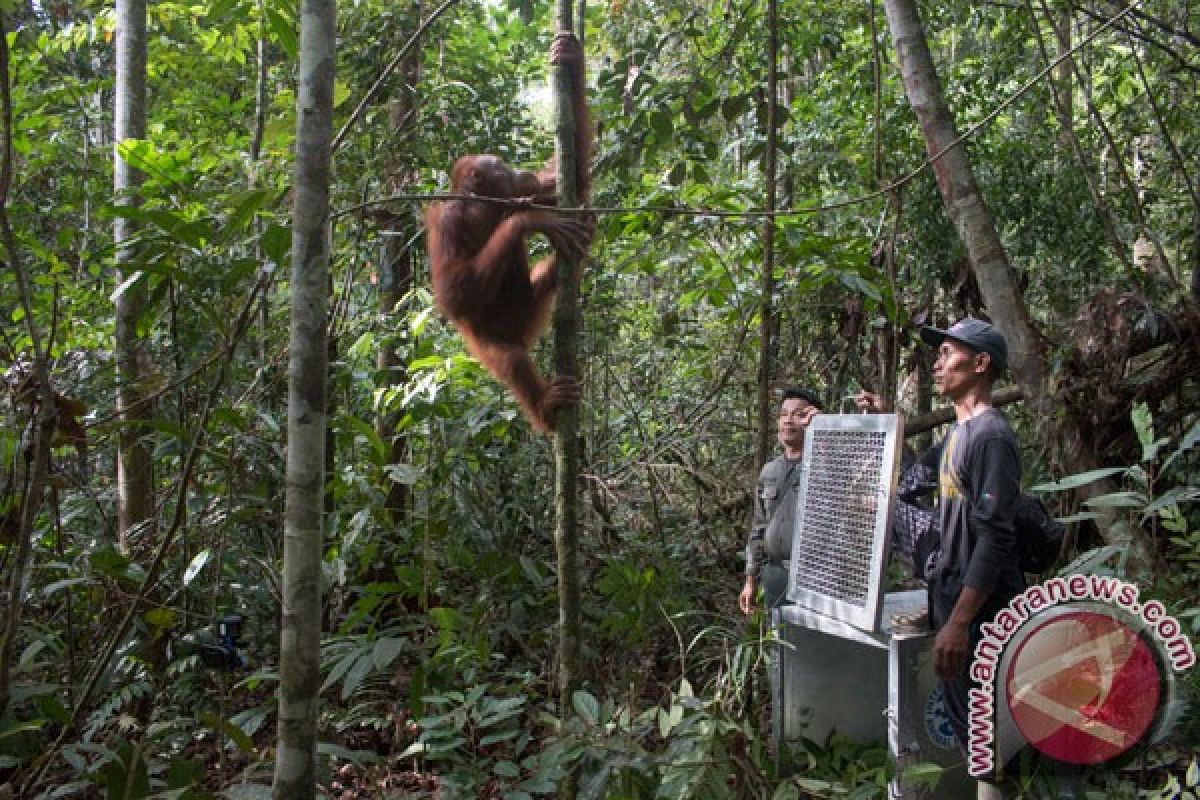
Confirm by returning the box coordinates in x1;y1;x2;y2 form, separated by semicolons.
572;690;599;725
335;413;387;463
372;636;406;671
264;7;298;59
1132;402;1155;461
493;760;520;777
1031;467;1127;492
42;577;91;597
342;651;374;699
261;223;291;266
318;742;378;766
0;719;46;739
183;548;212;586
89;547;132;579
384;463;422;485
1054;511;1103;524
794;778;834;792
1142;487;1200;516
198;712;255;753
222;189;273;237
116;139;179;183
143;608;177;630
1084;491;1147;509
772;784;801;800
398;741;426;758
1163;421;1200;471
480;729;519;746
901;762;945;789
1059;544;1126;576
165;755;206;790
649;110;673;140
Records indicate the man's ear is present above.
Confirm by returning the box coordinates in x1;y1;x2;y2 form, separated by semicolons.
974;352;991;376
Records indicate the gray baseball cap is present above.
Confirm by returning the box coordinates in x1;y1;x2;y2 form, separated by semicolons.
920;318;1008;376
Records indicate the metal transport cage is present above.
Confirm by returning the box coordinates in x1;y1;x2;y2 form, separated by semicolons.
773;413;973;798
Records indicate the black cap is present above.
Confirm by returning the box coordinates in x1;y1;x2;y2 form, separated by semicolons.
920;318;1007;376
782;386;823;409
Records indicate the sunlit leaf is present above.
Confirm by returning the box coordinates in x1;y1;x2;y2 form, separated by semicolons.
183;549;212;586
1031;467;1127;492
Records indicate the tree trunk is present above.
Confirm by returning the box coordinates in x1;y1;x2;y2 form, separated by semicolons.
376;1;421;519
114;0;154;552
754;0;778;471
272;0;336;795
882;0;1047;412
253;0;271;367
881;0;1122;534
1024;0;1134;277
0;13;56;720
551;4;583;795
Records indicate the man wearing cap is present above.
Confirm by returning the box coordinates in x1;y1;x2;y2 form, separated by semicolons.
922;318;1024;796
738;386;822;616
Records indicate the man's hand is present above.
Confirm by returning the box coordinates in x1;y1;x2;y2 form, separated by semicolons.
933;620;971;680
738;576;757;616
798;404;820;427
934;586;988;679
854;391;890;413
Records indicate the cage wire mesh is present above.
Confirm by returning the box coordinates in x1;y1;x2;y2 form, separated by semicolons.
786;414;903;631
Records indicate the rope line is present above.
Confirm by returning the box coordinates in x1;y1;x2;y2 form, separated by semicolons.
336;0;1142;222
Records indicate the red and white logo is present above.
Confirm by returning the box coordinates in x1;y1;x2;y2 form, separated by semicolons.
1005;610;1162;765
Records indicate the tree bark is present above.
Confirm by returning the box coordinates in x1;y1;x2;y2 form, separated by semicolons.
882;0;1123;535
551;5;583;796
114;0;154;552
882;0;1048;414
272;0;335;795
754;0;779;471
376;0;421;519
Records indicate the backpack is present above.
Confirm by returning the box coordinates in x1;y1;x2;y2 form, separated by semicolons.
897;488;1065;577
1013;493;1065;573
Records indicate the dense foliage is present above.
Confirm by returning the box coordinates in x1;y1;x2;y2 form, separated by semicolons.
0;0;1196;797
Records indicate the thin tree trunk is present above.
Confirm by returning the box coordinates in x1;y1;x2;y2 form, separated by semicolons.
754;0;778;470
377;0;421;519
114;0;154;552
1023;0;1135;278
1127;23;1199;212
1192;212;1200;305
272;0;336;794
1048;0;1180;292
0;12;57;721
551;4;583;797
253;0;271;368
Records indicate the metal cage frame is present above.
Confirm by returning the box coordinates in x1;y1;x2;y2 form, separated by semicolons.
785;413;904;632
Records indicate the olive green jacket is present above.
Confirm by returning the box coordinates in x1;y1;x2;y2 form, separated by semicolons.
743;454;803;578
